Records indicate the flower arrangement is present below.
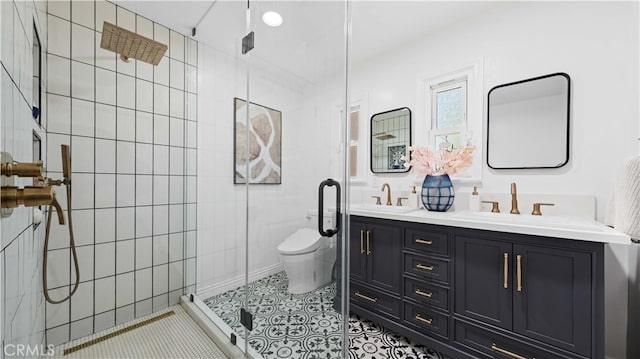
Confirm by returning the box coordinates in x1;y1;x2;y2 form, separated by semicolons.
402;140;476;177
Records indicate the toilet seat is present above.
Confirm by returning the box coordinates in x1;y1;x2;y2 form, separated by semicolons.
277;228;323;255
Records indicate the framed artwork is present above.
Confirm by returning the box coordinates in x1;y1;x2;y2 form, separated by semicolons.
234;98;282;184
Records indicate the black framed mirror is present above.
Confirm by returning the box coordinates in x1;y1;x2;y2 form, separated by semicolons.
370;107;411;173
487;72;570;169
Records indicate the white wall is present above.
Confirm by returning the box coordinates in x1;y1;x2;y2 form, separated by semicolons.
196;44;337;295
345;1;639;222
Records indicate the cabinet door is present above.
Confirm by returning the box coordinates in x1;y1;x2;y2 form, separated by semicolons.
513;244;592;357
455;236;512;330
367;223;402;294
349;220;368;283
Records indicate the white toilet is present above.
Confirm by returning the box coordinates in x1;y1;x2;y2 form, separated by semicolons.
277;210;337;294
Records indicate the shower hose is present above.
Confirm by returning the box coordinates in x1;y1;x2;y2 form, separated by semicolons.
43;179;80;304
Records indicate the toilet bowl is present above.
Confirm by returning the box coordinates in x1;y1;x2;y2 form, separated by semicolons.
277;210;337;294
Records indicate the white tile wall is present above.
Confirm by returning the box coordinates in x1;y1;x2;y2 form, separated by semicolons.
1;4;48;348
41;0;197;346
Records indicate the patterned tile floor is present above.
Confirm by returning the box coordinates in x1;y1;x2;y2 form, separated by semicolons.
204;272;449;359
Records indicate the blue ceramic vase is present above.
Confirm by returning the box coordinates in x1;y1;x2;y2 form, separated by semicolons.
421;174;454;212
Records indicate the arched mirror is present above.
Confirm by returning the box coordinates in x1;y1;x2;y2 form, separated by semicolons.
487;72;570;169
370;107;411;173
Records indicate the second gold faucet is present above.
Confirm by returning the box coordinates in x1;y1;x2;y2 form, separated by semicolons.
381;183;392;206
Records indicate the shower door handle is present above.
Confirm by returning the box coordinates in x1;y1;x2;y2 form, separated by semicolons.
318;178;341;237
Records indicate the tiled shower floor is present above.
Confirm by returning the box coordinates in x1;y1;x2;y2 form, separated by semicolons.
53;305;227;358
204;272;449;359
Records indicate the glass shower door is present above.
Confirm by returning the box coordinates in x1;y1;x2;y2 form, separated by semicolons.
243;1;350;357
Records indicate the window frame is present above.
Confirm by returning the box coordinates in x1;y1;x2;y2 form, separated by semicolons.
418;60;484;183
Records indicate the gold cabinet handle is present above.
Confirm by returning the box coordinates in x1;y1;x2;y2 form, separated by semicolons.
360;230;365;254
354;291;377;303
366;230;371;255
415;289;433;298
517;254;523;292
415;238;433;245
504;252;509;289
491;343;527;359
415;314;432;325
416;264;434;271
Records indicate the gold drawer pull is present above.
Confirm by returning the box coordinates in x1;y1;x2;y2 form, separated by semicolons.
415;314;432;325
491;343;528;359
360;230;365;254
415;289;433;298
416;264;434;271
354;291;378;303
366;230;371;255
415;239;433;245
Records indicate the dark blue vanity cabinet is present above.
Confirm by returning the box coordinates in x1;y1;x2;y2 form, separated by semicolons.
349;217;403;320
348;215;604;359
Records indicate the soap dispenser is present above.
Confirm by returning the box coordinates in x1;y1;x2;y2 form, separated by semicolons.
408;186;420;209
469;186;481;212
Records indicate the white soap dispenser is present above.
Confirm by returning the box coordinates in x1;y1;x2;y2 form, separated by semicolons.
469;186;481;212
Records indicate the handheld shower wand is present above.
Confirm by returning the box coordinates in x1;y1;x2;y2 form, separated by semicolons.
43;144;80;304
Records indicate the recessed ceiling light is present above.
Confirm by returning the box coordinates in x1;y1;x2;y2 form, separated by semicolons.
262;11;283;27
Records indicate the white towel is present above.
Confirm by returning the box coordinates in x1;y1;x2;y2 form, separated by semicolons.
610;156;640;241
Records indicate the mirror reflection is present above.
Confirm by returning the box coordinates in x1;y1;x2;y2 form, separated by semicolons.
487;73;571;169
370;107;411;173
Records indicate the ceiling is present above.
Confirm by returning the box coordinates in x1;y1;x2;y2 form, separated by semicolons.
114;1;498;84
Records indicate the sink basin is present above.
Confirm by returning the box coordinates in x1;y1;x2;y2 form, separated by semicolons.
350;204;419;214
450;211;604;232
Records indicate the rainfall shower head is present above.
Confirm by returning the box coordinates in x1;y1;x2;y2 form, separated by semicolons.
100;22;168;66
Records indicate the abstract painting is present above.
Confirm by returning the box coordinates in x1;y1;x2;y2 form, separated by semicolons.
234;98;282;184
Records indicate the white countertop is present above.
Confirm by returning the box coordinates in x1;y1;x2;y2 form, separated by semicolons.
349;205;631;245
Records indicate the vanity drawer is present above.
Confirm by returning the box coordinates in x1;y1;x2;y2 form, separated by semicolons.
403;302;449;340
404;253;449;284
350;283;401;320
405;228;449;256
404;277;448;311
453;319;577;359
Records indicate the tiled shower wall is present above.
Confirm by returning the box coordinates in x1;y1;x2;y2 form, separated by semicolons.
1;0;49;354
43;0;197;346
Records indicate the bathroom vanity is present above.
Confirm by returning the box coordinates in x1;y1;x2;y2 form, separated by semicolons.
344;209;630;359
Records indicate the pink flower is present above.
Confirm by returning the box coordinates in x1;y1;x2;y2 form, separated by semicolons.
402;141;476;177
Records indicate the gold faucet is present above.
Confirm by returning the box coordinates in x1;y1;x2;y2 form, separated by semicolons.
510;182;520;214
381;183;392;206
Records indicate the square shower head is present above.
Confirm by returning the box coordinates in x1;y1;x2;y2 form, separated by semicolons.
100;22;168;66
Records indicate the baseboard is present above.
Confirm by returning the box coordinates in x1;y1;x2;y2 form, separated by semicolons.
196;263;284;299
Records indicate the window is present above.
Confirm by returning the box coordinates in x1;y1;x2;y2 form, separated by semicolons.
420;60;484;181
431;78;467;151
32;24;42;124
348;105;360;177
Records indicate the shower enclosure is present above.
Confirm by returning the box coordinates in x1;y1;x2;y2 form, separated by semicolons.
189;1;351;358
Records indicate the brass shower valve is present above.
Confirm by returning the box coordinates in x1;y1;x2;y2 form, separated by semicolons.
1;186;65;224
1;160;44;178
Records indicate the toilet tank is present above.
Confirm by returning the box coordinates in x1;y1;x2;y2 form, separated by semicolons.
305;209;336;232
